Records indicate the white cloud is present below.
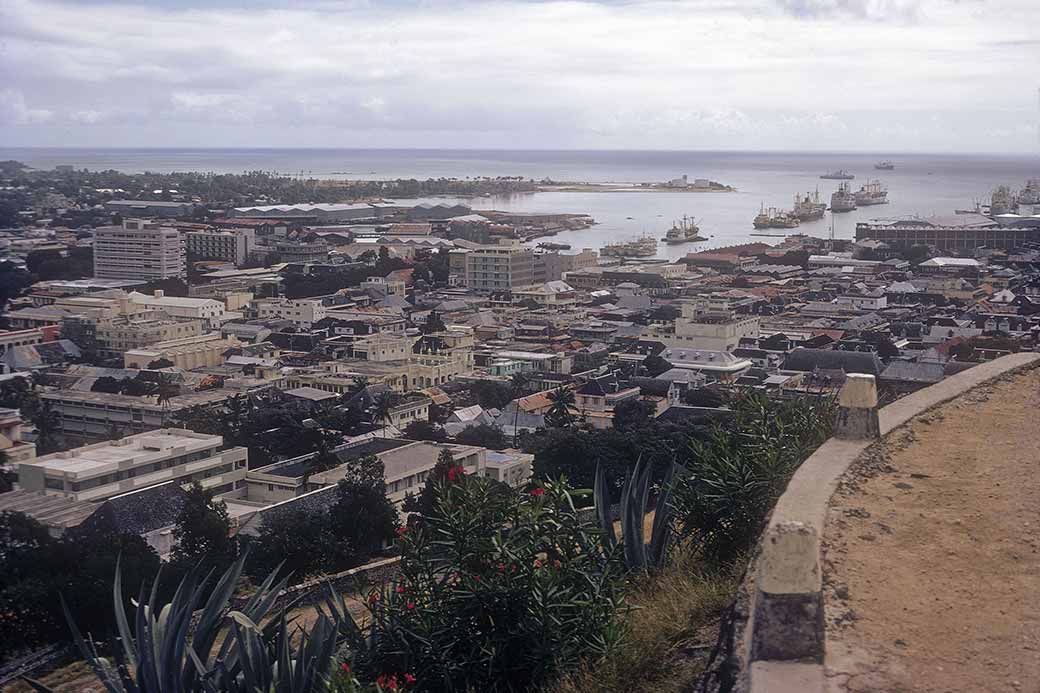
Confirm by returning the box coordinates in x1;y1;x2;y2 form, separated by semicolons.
0;0;1037;151
0;89;54;125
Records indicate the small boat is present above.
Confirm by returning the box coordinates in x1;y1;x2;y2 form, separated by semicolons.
874;161;895;170
820;169;855;180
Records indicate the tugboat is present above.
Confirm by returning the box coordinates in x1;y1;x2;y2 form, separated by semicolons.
793;190;827;221
854;180;889;206
753;204;773;229
602;235;658;258
874;161;895;170
820;169;855;180
661;215;707;244
830;181;857;212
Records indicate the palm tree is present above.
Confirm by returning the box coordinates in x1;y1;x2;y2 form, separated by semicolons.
371;391;399;437
509;372;529;447
545;385;576;429
154;373;179;428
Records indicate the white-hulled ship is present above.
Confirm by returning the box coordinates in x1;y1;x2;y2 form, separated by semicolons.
1019;179;1040;206
661;215;706;244
990;185;1017;216
830;181;857;212
820;169;855;180
602;234;658;257
793;190;827;221
854;180;889;206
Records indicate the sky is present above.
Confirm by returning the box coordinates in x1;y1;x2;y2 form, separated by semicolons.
1;0;1038;153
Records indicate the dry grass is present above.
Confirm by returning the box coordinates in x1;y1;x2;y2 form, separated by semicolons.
3;660;105;693
547;549;740;693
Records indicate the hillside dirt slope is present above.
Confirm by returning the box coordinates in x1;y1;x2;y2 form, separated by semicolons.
823;367;1040;693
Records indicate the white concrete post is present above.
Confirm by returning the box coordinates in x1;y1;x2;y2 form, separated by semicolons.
834;373;880;440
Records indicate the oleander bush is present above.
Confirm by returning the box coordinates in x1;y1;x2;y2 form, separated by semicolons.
348;472;627;692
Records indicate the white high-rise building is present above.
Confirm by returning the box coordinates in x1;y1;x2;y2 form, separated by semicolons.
93;219;186;282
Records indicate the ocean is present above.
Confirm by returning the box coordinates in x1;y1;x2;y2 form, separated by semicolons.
3;147;1038;259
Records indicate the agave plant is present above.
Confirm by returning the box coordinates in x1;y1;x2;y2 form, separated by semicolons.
23;553;360;693
594;457;676;570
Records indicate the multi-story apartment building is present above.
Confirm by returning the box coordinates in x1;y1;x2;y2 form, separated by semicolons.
17;429;247;502
123;332;240;370
253;298;328;328
93;219;186;282
185;228;255;266
462;240;563;291
643;299;760;352
40;388;239;442
94;314;205;358
128;290;227;327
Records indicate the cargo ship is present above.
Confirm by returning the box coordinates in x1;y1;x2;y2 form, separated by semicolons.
661;215;706;244
753;204;772;229
770;212;800;229
854;180;889;206
793;190;827;221
1019;179;1040;206
830;181;857;212
820;169;855;180
874;161;895;170
602;235;658;257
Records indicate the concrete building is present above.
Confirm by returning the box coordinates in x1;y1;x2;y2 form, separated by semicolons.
123;333;240;370
0;406;36;464
254;298;328;328
855;214;1039;252
95;315;205;358
103;200;196;218
186;228;255;266
40;388;239;441
18;429;247;502
128;291;227;327
93;219;186;282
645;299;760;351
463;240;563;291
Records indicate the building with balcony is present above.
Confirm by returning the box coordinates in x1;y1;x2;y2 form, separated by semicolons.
462;240;563;291
185;228;255;266
93;219;186;282
17;429;247;502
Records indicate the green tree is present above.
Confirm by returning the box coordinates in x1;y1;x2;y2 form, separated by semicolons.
612;398;655;431
402;419;447;442
326;455;398;561
245;509;341;584
402;448;462;519
26;397;61;454
371;391;399;436
470;380;513;409
170;482;236;574
455;423;508;450
545;385;576;429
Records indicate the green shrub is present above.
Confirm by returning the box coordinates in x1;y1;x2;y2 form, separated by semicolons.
352;473;627;692
671;391;835;565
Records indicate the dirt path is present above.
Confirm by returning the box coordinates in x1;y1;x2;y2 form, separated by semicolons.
823;368;1040;693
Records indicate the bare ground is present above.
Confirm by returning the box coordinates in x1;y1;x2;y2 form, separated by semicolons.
823;368;1040;693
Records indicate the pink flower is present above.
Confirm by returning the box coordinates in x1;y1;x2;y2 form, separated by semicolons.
340;662;351;673
533;558;543;569
396;585;406;594
446;465;465;482
406;601;416;610
404;673;417;686
552;559;562;569
368;592;380;604
396;526;408;538
529;487;545;497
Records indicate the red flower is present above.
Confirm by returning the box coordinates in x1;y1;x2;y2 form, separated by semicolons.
404;673;417;685
446;465;465;482
368;592;380;604
340;662;351;673
533;558;543;569
496;562;506;572
552;559;562;569
377;674;399;690
396;585;406;594
406;601;416;610
529;487;545;497
396;526;408;537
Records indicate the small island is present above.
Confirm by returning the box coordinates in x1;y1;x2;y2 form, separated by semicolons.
539;174;735;193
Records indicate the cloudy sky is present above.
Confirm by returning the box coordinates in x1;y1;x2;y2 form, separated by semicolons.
1;0;1038;152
